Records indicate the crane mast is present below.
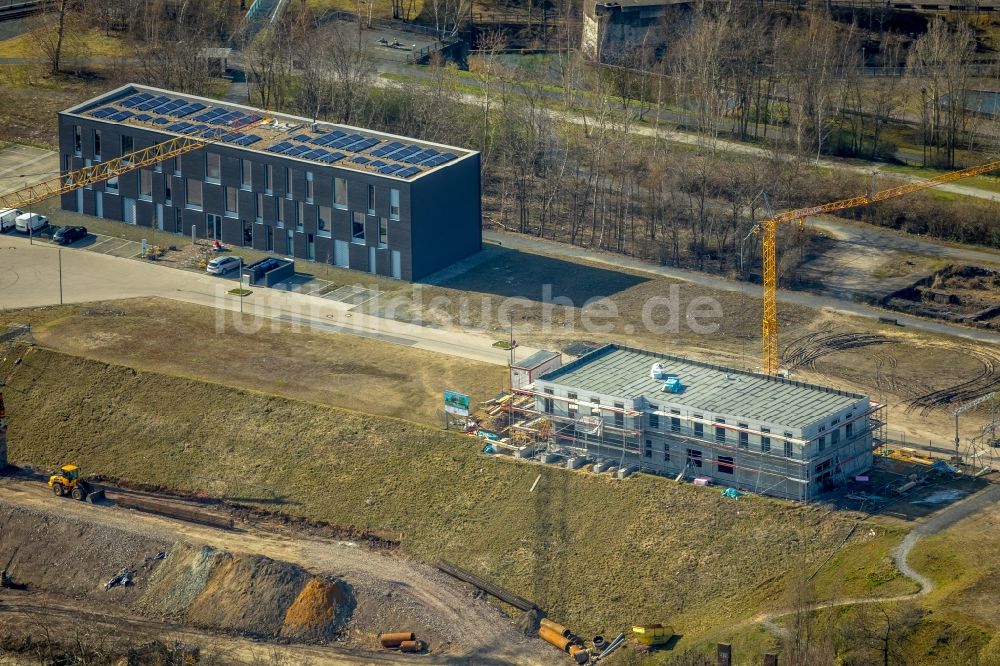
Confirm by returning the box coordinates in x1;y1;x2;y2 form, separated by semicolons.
759;160;1000;375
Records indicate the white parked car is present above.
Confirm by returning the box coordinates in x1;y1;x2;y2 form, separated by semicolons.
0;208;22;232
15;212;48;234
206;255;241;275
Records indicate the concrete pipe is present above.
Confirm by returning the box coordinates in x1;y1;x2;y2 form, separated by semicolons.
399;640;426;653
379;632;415;648
540;618;571;638
538;626;572;652
593;635;606;649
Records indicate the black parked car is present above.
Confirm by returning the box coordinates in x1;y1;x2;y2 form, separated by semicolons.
53;225;88;245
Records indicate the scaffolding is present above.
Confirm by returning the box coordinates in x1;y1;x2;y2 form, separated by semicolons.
499;384;886;500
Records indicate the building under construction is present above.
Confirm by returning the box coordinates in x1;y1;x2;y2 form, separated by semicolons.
514;344;883;501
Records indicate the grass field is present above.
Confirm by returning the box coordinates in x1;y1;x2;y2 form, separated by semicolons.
0;299;503;425
0;27;125;60
0;344;908;657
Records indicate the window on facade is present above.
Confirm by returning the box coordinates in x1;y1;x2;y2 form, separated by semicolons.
649;409;659;431
106;175;119;194
687;449;703;468
206;153;221;182
738;423;749;449
784;433;794;458
186;179;203;208
121;134;133;157
255;193;264;223
352;212;365;243
644;440;652;459
590;398;600;417
818;435;826;452
73;125;82;155
225;186;238;217
164;178;171;203
760;427;771;453
285;167;292;198
378;217;388;248
613;402;624;428
94;129;102;159
543;388;554;414
139;170;152;200
390;188;400;220
670;409;680;432
367;184;375;214
296;202;304;231
265;164;273;194
715;419;726;444
241;160;252;189
846;422;854;438
318;205;331;234
169;158;179;177
694;420;704;438
305;172;314;203
831;429;840;445
717;456;734;474
275;198;284;227
664;445;670;462
334;177;347;209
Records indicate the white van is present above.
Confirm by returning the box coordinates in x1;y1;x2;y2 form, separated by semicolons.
15;212;48;234
0;208;21;232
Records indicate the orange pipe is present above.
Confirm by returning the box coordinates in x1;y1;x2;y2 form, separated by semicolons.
538;626;571;652
399;640;426;653
380;632;415;648
569;645;589;664
540;618;570;637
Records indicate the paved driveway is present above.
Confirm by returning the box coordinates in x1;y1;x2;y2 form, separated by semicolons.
0;143;59;195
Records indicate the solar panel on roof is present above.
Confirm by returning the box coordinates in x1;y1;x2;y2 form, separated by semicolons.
153;117;170;125
338;135;368;150
221;132;244;142
152;98;183;113
405;149;437;164
286;145;310;156
135;113;152;122
214;111;243;126
378;164;403;175
109;110;135;122
293;133;312;142
171;102;205;118
232;114;261;128
330;134;363;149
167;122;191;132
369;160;387;168
119;92;153;108
318;152;345;164
301;149;328;160
351;156;370;164
370;141;402;157
235;135;262;147
136;95;171;111
352;138;379;152
267;142;292;153
92;108;115;119
192;108;225;122
312;131;345;146
396;166;420;178
386;145;420;160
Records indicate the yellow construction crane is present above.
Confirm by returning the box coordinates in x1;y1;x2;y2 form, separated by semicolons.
0;119;267;211
758;159;1000;375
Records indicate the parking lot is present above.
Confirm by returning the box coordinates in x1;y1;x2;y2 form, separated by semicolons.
7;226;382;308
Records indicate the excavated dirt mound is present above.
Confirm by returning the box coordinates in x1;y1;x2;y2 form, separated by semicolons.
0;502;169;603
281;577;354;641
136;543;352;640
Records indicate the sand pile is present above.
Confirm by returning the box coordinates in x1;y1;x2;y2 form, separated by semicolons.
281;577;354;641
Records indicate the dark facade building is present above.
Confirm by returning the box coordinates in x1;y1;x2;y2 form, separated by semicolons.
58;84;482;281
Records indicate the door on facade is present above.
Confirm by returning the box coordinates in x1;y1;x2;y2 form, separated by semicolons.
95;192;103;219
123;198;136;224
368;247;376;274
391;250;401;279
75;189;83;214
207;214;222;240
156;204;164;230
307;234;315;260
334;240;349;268
265;226;273;252
243;221;253;247
286;230;294;257
174;208;183;233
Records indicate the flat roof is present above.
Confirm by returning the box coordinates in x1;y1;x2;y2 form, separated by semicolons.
62;84;476;181
538;345;865;429
514;350;560;370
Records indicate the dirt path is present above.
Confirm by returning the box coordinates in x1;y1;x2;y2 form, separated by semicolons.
752;482;1000;638
0;477;550;666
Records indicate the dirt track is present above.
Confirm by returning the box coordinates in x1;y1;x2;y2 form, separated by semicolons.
0;477;551;666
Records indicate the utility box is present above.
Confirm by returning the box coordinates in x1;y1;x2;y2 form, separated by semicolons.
243;257;294;287
631;623;673;646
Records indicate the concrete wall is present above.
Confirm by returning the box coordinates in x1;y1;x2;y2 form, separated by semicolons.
57;112;481;282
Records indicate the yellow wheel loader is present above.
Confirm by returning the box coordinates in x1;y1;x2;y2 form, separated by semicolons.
48;465;103;502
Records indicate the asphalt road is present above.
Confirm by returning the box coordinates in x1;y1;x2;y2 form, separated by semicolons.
0;233;531;366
